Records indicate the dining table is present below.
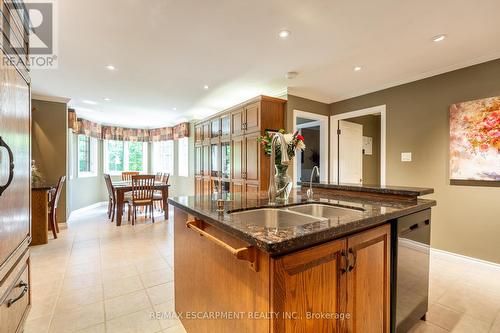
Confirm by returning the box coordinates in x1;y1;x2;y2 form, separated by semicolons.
112;180;170;226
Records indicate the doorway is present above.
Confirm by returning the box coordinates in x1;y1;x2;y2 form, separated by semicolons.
330;105;386;186
292;110;329;186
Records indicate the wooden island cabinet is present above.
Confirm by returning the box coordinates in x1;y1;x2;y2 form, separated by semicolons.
194;96;286;196
174;208;391;333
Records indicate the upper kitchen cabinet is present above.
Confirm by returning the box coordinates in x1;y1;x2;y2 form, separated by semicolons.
195;124;203;144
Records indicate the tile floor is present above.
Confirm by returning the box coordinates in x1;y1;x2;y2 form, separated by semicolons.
26;205;500;333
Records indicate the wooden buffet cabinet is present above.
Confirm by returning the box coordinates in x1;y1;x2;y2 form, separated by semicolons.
174;208;391;333
0;1;32;332
194;96;286;196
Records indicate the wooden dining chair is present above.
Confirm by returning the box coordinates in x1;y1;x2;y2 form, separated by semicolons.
104;174;116;222
155;172;162;182
121;171;140;181
127;175;155;225
154;173;170;211
48;176;66;239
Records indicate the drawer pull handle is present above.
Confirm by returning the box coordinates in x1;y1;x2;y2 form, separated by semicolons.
0;136;15;197
7;281;28;307
186;220;258;271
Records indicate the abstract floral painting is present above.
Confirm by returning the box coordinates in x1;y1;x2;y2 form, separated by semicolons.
450;96;500;181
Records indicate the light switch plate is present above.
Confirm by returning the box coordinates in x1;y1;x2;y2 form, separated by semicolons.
401;152;412;162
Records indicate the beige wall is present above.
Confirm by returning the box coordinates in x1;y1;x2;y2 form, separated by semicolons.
346;115;381;185
32;99;68;222
330;58;500;264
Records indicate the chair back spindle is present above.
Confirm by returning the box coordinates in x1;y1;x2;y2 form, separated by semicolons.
122;171;140;181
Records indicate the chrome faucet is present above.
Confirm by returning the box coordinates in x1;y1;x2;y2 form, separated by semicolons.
268;132;289;203
306;166;320;201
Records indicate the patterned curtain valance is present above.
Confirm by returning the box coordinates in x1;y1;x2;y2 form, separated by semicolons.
150;127;173;142
174;122;190;139
68;109;78;132
77;119;102;139
102;126;151;142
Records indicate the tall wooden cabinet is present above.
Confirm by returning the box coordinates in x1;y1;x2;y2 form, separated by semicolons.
0;1;32;332
194;96;286;196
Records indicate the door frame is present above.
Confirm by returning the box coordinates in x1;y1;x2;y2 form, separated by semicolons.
330;105;386;186
292;110;329;186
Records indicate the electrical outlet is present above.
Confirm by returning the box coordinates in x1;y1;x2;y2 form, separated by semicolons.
401;152;412;162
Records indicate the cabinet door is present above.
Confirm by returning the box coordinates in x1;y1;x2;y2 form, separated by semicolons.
346;224;391;333
195;125;203;143
221;113;231;138
221;141;231;180
202;122;210;142
272;238;347;333
231;136;245;181
195;177;203;195
211;118;220;138
210;143;220;178
245;102;260;133
194;146;202;176
231;108;244;136
231;181;244;193
202;144;210;177
202;178;211;195
0;50;30;266
245;182;259;194
245;133;260;183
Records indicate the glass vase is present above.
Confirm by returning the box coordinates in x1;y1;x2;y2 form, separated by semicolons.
274;164;292;202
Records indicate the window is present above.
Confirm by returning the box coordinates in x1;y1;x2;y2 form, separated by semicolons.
78;135;97;177
152;141;174;174
178;137;189;177
103;140;148;174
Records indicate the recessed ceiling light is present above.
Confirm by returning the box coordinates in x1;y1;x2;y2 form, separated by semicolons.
278;30;291;39
354;66;362;72
172;107;177;111
105;64;116;70
432;34;446;42
203;85;209;90
103;97;111;101
82;100;98;105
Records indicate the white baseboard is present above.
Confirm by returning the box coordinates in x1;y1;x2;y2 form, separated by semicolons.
431;247;500;270
69;201;108;215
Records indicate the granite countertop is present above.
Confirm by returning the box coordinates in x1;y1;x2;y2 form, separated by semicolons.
169;190;436;256
298;181;434;197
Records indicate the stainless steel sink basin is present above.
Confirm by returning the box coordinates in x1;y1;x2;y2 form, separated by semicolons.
230;208;325;228
287;204;363;219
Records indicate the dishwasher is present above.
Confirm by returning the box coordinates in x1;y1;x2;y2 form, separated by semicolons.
391;209;432;333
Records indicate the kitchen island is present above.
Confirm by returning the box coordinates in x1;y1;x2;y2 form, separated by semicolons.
168;185;436;333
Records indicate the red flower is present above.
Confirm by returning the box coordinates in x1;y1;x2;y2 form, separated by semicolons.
296;134;305;141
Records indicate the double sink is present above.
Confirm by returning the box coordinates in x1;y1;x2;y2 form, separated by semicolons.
229;203;364;228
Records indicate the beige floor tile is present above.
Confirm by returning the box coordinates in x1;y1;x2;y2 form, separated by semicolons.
146;282;174;305
106;307;161;333
427;304;464;330
140;267;174;288
408;321;449;333
134;257;169;274
104;290;152;320
448;315;492;333
61;272;102;292
65;261;101;277
103;275;144;299
24;314;52;333
76;323;106;333
162;325;187;333
55;285;104;312
28;293;58;320
153;299;179;329
490;313;500;333
102;264;138;282
50;301;105;333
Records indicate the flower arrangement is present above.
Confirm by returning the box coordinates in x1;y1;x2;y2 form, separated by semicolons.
257;129;306;165
31;160;44;186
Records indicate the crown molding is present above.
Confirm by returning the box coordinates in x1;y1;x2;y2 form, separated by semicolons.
32;93;71;104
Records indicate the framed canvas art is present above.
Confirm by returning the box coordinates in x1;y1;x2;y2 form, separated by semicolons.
449;96;500;183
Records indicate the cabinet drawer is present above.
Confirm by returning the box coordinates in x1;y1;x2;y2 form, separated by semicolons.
0;253;30;333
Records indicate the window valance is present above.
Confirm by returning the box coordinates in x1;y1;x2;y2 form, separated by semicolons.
68;109;190;141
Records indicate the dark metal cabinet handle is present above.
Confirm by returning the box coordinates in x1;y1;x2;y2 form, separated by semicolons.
347;248;357;272
340;250;349;274
0;136;15;197
7;281;28;307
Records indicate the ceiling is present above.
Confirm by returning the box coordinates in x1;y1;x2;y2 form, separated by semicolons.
31;0;500;128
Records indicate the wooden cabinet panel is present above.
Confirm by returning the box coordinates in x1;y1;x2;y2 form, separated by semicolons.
272;238;347;333
0;48;30;268
231;181;244;193
195;146;202;176
221;114;231;138
202;145;210;177
195;177;203;195
346;224;391;333
195;125;203;144
245;133;260;183
245;102;260;133
245;182;259;194
231;136;245;181
211;118;220;138
231;108;244;136
174;209;270;333
202;122;210;142
202;178;211;195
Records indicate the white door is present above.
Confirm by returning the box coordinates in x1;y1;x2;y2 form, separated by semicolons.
338;120;363;184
